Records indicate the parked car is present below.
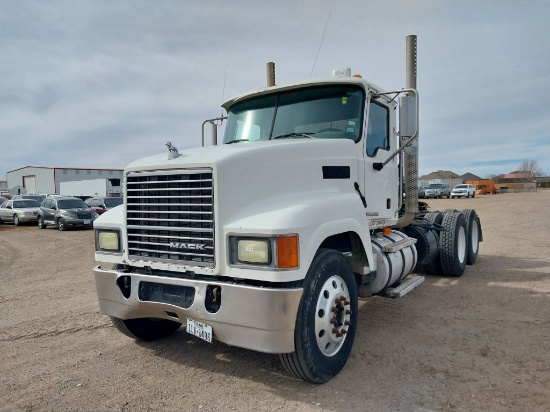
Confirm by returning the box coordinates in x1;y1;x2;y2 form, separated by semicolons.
424;183;451;199
451;184;476;198
418;186;427;199
37;196;99;230
85;196;123;215
0;199;41;226
12;194;47;204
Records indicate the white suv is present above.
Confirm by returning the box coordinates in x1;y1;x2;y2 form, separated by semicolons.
451;184;475;198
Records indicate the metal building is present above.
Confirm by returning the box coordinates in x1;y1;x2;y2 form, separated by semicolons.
6;166;123;196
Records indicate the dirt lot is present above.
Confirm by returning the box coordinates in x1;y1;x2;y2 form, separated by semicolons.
1;191;549;412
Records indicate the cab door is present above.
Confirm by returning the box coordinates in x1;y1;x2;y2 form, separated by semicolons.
362;98;399;228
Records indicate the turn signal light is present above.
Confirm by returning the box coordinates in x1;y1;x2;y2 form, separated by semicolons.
277;236;299;269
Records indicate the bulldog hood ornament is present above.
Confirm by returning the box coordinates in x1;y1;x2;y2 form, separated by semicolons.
165;142;180;160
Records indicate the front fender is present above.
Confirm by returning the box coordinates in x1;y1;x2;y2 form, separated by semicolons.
224;191;374;282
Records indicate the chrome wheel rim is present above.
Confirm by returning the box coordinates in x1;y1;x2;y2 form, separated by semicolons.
315;275;351;357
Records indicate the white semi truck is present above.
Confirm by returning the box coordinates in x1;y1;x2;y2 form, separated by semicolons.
92;36;482;383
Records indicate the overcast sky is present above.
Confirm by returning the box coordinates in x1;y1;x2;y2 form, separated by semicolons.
1;0;549;179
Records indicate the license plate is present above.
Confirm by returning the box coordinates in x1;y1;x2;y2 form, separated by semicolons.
83;219;91;224
186;318;212;343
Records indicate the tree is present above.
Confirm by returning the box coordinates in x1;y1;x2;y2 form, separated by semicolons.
517;160;544;183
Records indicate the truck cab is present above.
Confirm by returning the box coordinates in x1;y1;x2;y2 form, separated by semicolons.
92;36;480;383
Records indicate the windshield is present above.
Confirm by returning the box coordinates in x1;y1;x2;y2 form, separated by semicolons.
13;200;40;208
455;185;467;189
223;85;365;144
104;198;123;207
58;199;88;209
428;184;442;189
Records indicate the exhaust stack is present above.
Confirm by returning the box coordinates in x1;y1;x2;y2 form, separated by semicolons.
397;35;419;227
266;62;276;87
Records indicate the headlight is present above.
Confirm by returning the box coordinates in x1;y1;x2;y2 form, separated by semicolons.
92;212;99;219
237;239;270;264
229;235;298;269
95;229;121;253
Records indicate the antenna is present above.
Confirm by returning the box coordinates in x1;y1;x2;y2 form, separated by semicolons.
310;11;332;77
221;63;227;121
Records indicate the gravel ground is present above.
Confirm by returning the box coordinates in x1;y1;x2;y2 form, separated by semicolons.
1;191;549;412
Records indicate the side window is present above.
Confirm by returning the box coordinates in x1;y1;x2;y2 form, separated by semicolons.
1;201;7;208
366;102;389;157
43;199;51;209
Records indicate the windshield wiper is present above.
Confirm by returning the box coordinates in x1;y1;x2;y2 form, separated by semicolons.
225;139;249;144
272;132;315;140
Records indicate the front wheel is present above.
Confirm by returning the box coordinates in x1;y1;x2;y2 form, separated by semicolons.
14;214;20;226
57;218;66;231
279;249;358;383
38;216;46;229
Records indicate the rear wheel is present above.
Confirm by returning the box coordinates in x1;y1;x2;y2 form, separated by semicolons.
422;212;444;276
461;209;480;265
279;249;358;383
110;317;181;341
439;211;467;277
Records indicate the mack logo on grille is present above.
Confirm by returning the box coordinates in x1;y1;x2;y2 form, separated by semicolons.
169;242;211;251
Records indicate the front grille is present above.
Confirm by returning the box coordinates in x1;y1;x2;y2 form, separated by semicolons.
126;169;214;267
78;213;92;219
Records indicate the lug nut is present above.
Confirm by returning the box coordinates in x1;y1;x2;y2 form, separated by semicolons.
344;300;350;305
341;329;347;334
331;306;337;312
344;320;351;326
345;310;352;315
335;298;341;304
332;328;339;334
340;295;346;301
330;318;336;324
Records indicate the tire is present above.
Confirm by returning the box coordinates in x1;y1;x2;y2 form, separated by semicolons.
472;192;475;198
38;216;46;229
461;209;480;265
279;249;358;384
439;211;467;277
14;214;20;226
422;212;444;276
110;317;181;342
57;218;66;231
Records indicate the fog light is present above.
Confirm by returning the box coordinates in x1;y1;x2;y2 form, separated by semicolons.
237;239;269;264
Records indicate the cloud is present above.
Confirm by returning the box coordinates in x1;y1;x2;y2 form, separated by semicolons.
1;0;549;180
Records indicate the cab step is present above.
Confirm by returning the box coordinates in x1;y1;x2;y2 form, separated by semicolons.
382;275;425;298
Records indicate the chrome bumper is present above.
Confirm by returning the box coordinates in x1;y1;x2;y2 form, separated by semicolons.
93;266;303;353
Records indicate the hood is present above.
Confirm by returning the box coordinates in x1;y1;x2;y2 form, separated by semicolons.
126;138;360;226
